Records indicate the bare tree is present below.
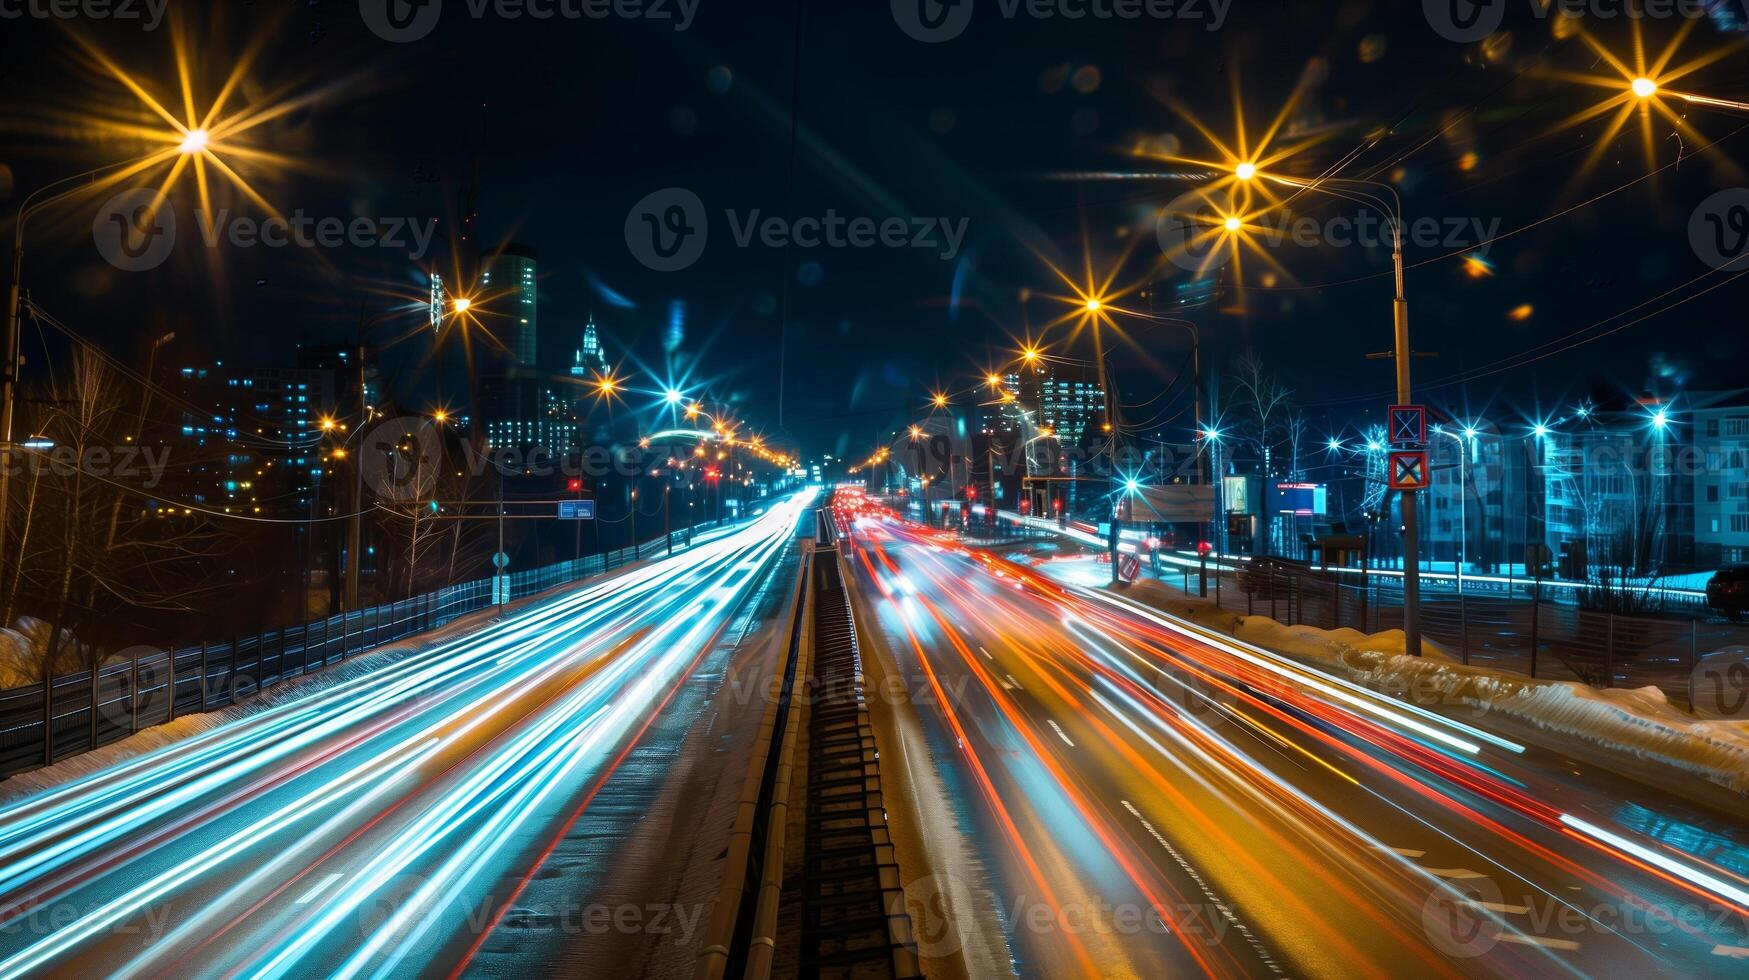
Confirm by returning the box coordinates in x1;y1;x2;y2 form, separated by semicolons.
4;350;234;677
1229;351;1294;480
1228;352;1295;553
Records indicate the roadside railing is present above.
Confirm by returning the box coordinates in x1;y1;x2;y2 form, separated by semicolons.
0;518;731;779
1158;558;1748;713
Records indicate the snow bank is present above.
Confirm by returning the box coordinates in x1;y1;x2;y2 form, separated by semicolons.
0;605;506;805
1111;575;1749;798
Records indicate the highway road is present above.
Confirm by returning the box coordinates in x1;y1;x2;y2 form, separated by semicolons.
837;493;1749;979
0;490;816;979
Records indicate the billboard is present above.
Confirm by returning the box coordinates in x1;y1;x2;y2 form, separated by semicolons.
1132;484;1215;521
1223;476;1252;514
1272;482;1327;516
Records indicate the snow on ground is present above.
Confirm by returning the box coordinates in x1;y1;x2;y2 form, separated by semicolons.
0;597;530;806
1024;552;1749;798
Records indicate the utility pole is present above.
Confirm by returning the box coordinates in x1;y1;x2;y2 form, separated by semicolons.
345;339;367;612
1391;223;1423;658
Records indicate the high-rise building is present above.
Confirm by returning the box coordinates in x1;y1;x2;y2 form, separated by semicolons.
1039;363;1106;444
1688;391;1749;566
169;358;338;517
481;243;538;371
571;314;607;378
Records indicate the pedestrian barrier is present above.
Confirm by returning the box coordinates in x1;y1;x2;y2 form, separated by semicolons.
0;521;723;779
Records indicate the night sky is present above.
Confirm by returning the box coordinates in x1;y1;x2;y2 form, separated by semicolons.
3;0;1746;459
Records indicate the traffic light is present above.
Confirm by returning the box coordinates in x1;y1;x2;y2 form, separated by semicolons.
567;478;583;493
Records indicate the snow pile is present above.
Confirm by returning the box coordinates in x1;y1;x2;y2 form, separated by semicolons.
1324;645;1749;796
0;606;504;805
1109;576;1749;797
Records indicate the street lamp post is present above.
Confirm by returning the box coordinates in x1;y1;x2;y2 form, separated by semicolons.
1250;167;1424;655
3;167;131;558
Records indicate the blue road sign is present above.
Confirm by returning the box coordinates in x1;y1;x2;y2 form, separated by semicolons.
558;499;596;520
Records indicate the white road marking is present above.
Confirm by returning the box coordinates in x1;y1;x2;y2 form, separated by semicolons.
295;873;343;905
978;646;994;661
1120;800;1285;975
1457;899;1531;915
1047;720;1075;747
1387;846;1427;858
1002;674;1021;691
1501;934;1580;951
1425;867;1488;879
1713;945;1749;959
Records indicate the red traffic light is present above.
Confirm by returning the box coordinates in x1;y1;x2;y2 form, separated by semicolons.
567;479;583;492
1053;498;1064;511
1197;541;1213;557
966;484;977;498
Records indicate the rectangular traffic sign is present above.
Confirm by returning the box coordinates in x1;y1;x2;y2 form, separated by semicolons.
1388;450;1431;491
1388;405;1427;446
557;499;596;520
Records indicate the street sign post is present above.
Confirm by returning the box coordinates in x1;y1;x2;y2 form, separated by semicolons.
557;499;596;520
1388;451;1431;491
1388;404;1427;446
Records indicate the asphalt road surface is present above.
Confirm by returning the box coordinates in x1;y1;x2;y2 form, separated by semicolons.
837;495;1749;979
0;490;816;979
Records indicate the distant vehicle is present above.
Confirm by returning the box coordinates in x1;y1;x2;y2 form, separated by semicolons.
1707;565;1749;621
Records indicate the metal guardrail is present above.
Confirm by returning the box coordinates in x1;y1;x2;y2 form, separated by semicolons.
1163;560;1749;712
0;521;723;779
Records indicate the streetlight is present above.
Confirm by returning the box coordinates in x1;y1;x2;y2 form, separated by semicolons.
2;136;213;556
1630;76;1658;99
1254;164;1426;656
